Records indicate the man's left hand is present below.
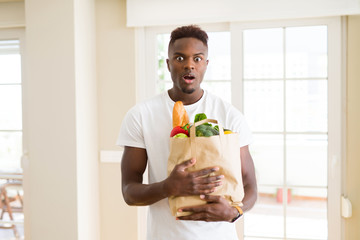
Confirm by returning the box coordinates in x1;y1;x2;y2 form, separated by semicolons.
176;195;238;222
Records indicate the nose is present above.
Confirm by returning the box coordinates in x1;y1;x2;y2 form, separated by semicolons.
184;58;195;70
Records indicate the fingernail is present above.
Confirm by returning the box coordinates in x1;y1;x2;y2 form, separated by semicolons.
200;195;205;199
212;167;219;171
178;209;182;212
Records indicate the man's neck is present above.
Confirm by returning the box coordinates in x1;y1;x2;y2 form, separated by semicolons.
168;88;204;105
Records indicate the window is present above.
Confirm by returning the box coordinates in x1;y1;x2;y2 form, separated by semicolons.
0;29;25;239
139;17;343;240
231;18;343;240
0;39;23;172
241;25;328;240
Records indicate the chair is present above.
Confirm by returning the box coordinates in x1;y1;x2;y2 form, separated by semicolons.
0;180;23;238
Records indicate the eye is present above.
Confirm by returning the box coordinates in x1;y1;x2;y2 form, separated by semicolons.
176;56;184;62
194;56;202;62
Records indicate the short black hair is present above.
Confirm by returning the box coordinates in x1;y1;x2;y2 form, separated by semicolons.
169;25;208;48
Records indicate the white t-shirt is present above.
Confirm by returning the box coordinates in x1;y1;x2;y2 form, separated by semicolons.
117;90;253;240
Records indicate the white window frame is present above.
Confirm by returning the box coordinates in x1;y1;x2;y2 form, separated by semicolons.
135;16;345;240
231;17;344;240
0;27;26;228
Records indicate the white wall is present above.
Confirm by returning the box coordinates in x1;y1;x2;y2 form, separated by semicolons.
127;0;360;27
24;0;99;239
0;1;24;28
346;15;360;240
74;0;100;239
96;0;138;239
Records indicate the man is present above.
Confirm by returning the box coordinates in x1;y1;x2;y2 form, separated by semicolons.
117;25;257;240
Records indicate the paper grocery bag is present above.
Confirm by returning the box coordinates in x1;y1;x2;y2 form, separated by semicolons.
167;119;244;217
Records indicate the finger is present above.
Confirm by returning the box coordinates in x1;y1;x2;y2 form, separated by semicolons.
192;166;220;178
200;194;222;203
195;175;224;185
179;204;206;214
196;188;217;195
177;212;207;221
188;186;217;196
192;181;222;193
176;158;196;172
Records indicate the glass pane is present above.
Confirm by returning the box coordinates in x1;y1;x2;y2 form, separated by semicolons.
206;32;231;80
286;26;328;78
243;28;283;79
245;186;284;238
0;132;22;171
286;187;328;239
286;80;327;132
201;81;231;103
286;134;328;187
244;80;283;132
157;34;171;82
250;134;284;185
0;54;21;84
0;85;22;130
156;80;172;94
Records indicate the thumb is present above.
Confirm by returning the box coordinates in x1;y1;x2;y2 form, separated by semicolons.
177;158;196;172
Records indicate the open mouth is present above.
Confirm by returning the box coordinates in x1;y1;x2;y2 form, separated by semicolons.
183;74;195;84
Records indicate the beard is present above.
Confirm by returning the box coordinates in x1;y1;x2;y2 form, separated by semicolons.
181;87;196;94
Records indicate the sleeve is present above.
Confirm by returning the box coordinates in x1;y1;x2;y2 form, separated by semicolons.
227;106;253;148
116;105;146;149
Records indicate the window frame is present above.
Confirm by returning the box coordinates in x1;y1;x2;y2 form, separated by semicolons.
136;16;345;240
0;27;26;228
0;27;26;169
231;17;344;240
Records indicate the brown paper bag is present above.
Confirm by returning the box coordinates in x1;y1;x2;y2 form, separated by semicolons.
167;119;244;217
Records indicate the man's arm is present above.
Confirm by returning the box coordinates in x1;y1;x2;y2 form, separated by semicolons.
121;146;165;206
121;146;223;206
239;145;258;212
177;145;257;221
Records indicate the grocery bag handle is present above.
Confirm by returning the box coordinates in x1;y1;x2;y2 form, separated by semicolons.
190;119;225;159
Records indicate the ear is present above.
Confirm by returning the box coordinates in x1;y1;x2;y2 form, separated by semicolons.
206;59;209;66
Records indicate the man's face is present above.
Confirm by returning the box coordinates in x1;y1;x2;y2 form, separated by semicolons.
167;37;208;96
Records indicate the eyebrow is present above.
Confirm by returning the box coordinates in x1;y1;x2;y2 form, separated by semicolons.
173;52;205;56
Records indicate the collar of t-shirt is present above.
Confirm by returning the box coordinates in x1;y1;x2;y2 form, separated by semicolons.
165;89;207;113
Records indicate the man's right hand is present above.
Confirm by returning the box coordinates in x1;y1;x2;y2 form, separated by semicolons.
163;158;224;197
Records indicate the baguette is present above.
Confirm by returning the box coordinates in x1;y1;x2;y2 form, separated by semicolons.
172;101;189;127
